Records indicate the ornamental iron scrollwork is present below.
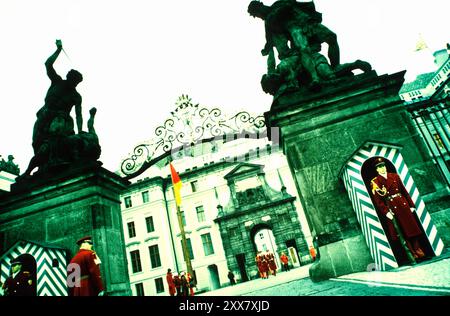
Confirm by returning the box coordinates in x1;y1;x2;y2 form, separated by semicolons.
120;95;266;179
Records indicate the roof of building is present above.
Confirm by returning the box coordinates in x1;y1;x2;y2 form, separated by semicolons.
400;72;435;94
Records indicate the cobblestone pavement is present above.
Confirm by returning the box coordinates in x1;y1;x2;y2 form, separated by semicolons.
199;252;450;296
247;275;449;296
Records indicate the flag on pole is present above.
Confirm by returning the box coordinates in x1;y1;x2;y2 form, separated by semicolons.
170;163;182;206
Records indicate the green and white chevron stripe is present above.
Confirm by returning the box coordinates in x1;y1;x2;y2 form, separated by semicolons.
341;143;444;270
0;240;68;296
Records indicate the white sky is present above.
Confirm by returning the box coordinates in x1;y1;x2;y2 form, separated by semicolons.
0;0;449;173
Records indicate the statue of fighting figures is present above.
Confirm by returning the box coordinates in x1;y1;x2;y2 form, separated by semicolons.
248;0;372;96
16;40;101;182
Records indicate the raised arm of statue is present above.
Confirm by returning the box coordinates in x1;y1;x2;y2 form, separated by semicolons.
45;39;63;82
87;107;97;135
75;96;83;134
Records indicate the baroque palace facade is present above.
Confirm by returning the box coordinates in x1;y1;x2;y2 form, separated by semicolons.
118;99;313;296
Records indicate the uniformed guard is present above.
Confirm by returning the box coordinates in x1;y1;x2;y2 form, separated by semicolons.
166;268;176;296
261;253;270;279
255;252;264;278
370;157;427;260
267;251;277;276
2;257;34;296
67;236;105;296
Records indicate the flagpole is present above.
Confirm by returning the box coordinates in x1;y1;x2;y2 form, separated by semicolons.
175;203;194;277
169;162;194;280
163;188;180;274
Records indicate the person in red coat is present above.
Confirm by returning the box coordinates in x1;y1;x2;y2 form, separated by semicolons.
67;236;105;296
309;245;316;261
2;258;34;296
255;252;264;278
166;269;176;296
267;251;277;276
370;158;426;259
280;252;290;272
261;253;270;279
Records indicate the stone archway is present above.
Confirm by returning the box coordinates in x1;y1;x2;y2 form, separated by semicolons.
250;224;282;271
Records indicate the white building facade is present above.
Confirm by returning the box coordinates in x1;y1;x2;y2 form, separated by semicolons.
118;98;313;296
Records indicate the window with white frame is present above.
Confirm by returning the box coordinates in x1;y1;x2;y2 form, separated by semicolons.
201;233;215;256
135;283;144;296
180;209;186;226
127;221;136;238
190;180;199;193
196;205;206;223
145;216;155;233
142;191;149;203
148;244;161;268
155;277;164;293
124;196;132;208
130;250;142;273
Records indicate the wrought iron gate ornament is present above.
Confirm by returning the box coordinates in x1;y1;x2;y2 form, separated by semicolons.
120;95;266;180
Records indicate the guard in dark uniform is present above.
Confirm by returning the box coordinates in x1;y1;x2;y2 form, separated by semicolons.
2;257;34;296
370;157;426;259
67;236;104;296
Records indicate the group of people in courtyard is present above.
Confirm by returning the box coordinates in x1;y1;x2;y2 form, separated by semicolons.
166;268;195;296
255;250;278;278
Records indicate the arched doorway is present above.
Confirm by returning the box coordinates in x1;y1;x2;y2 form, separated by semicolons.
254;229;277;254
251;225;282;272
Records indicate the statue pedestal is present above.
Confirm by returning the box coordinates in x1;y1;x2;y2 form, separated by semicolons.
0;163;131;295
265;71;441;281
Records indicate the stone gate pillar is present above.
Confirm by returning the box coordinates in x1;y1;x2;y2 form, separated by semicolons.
0;163;131;295
265;71;450;281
